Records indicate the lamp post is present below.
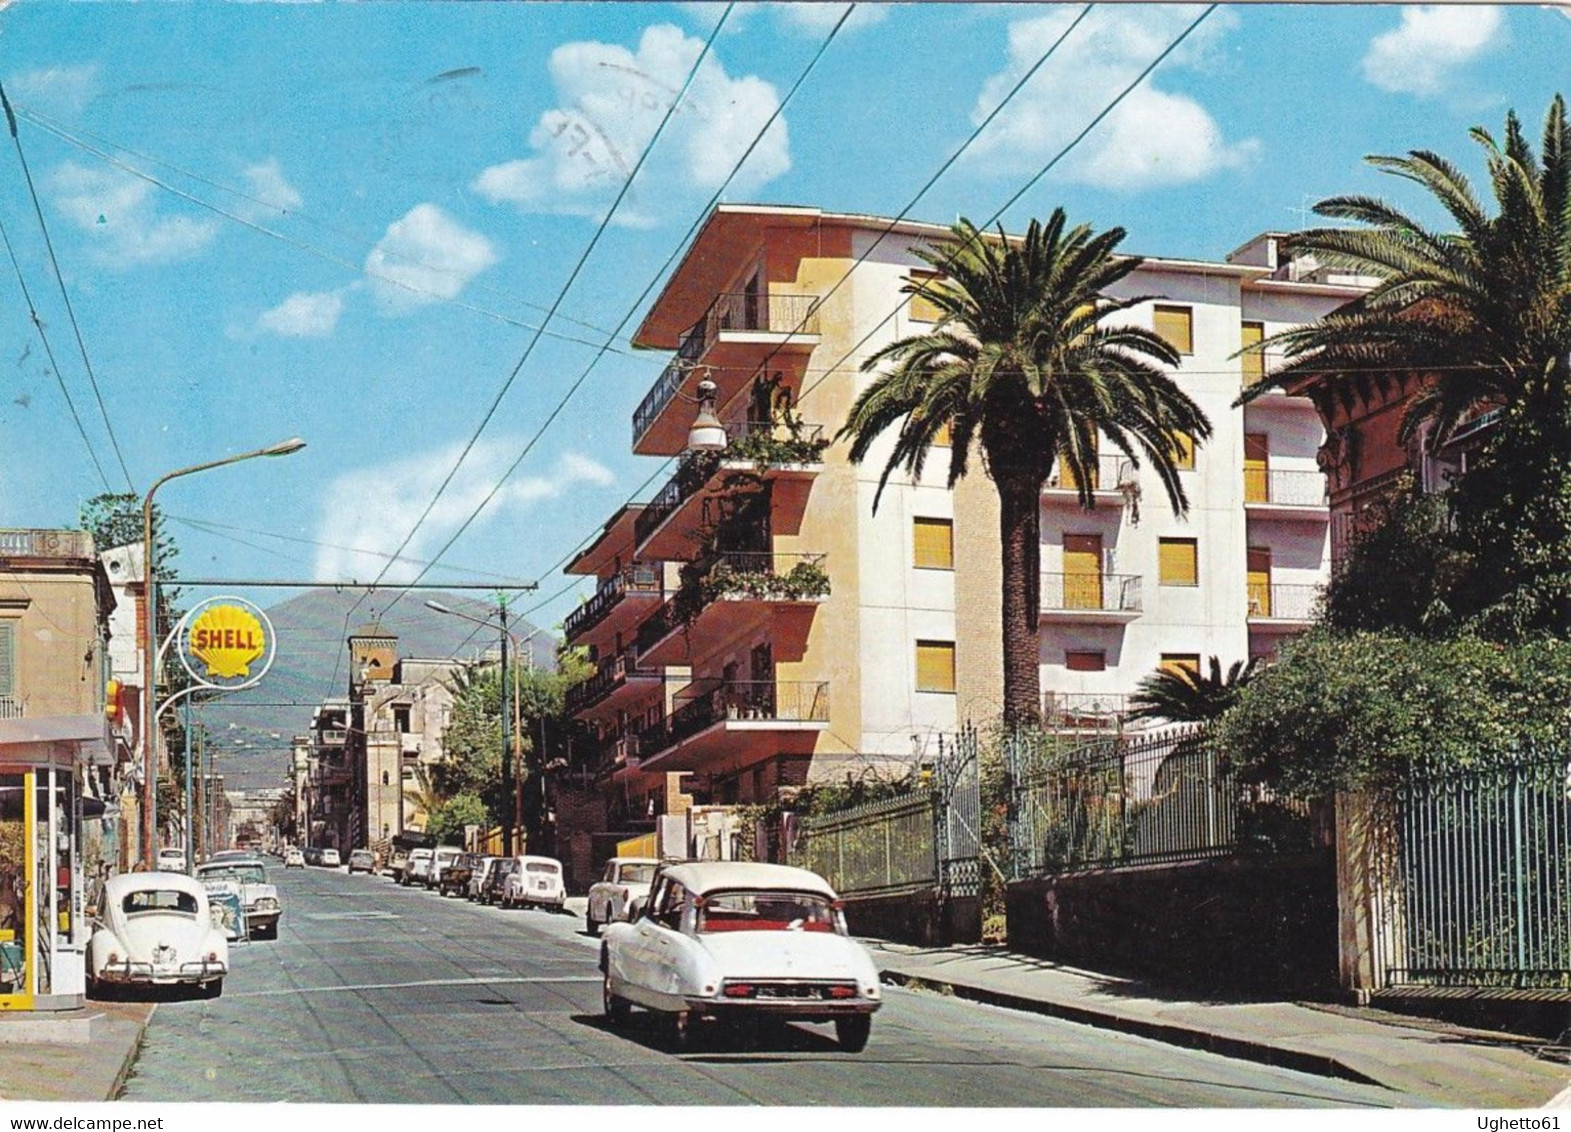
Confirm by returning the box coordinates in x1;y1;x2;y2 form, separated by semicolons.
140;437;306;870
425;598;543;856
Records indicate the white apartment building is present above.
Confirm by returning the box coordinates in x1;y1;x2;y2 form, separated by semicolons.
563;207;1366;816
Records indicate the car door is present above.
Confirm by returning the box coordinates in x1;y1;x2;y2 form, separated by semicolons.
591;860;616;920
620;878;680;1007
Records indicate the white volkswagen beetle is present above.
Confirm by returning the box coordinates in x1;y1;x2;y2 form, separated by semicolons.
87;872;230;998
600;861;881;1051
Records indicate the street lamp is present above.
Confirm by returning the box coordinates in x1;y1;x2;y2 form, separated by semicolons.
140;437;306;870
425;598;543;856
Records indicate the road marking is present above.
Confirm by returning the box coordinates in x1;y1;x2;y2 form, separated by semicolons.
302;911;400;920
228;974;600;998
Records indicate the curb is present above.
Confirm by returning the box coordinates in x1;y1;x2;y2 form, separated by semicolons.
101;1001;154;1102
879;969;1387;1089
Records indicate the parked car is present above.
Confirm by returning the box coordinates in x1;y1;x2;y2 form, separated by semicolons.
302;847;322;866
155;847;187;872
320;848;342;868
478;856;516;905
284;847;305;869
438;852;477;898
502;855;565;911
194;857;282;939
347;849;375;874
466;856;497;901
402;848;434;887
585;856;660;935
600;861;881;1051
428;846;463;891
86;872;229;998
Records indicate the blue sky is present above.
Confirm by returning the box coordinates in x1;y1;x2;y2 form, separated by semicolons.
2;2;1569;654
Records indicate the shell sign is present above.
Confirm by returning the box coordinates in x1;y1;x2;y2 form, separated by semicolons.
189;605;267;678
177;596;277;690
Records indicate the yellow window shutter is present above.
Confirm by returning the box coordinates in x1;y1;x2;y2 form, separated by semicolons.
916;640;956;693
931;418;952;447
1160;653;1201;678
909;270;944;323
1244;433;1270;503
913;518;954;570
1240;321;1265;385
1153;305;1193;354
1159;538;1199;586
1170;429;1195;470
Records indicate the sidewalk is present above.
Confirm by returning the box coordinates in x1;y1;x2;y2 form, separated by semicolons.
864;938;1571;1109
0;1000;152;1103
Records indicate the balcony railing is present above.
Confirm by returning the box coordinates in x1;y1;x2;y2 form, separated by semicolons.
632;291;821;443
565;647;652;716
694;551;830;604
651;679;830;753
1042;692;1130;729
1045;455;1135;494
633;421;827;550
317;729;347;746
0;697;21;719
564;563;664;641
1247;582;1322;621
1040;572;1143;615
1243;469;1327;507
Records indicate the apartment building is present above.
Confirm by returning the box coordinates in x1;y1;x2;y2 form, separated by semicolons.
562;207;1367;820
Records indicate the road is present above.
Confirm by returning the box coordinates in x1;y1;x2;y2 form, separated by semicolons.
119;863;1402;1106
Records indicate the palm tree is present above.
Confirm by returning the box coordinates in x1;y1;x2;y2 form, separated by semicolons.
1246;95;1571;635
1129;656;1261;724
401;763;445;833
840;212;1212;724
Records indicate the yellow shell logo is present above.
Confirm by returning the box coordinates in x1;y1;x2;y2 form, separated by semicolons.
189;605;266;679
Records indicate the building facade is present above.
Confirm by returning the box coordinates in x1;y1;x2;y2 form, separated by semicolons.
561;208;1369;831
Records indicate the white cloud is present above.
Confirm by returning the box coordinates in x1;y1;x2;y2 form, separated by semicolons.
965;7;1256;192
48;161;220;267
364;203;498;315
236;158;303;221
8;64;98;116
256;289;346;338
677;2;887;36
312;444;616;583
472;23;789;224
1362;6;1505;97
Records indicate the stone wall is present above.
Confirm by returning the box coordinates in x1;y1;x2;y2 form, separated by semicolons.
842;889;981;947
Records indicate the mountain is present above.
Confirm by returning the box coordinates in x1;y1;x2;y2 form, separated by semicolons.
188;588;555;789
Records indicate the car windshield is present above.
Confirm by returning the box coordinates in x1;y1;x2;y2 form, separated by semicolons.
618;863;657;884
124;889;200;917
697;890;839;934
525;862;559;874
198;864;265;884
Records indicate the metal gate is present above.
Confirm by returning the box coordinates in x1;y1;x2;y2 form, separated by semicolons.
935;726;983;901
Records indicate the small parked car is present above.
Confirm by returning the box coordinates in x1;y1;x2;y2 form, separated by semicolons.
402;848;434;887
428;846;463;891
284;847;305;869
347;849;375;874
320;848;342;868
502;855;565;911
466;856;497;901
600;861;881;1052
438;852;477;898
585;856;660;935
303;847;322;866
478;856;516;905
87;872;229;998
155;847;187;872
194;857;282;939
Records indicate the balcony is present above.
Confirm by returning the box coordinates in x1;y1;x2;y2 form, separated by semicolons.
1039;573;1142;623
563;563;665;645
1247;583;1322;631
638;679;830;770
0;697;21;719
564;647;661;719
1042;455;1136;507
1243;469;1329;520
639;552;829;667
316;729;347;747
632;291;821;455
633;421;826;560
1042;692;1130;731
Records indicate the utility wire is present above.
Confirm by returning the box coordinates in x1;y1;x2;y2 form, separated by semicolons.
0;82;136;492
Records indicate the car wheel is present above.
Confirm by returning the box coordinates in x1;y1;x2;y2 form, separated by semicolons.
586;911;600;937
834;1015;871;1053
602;973;629;1027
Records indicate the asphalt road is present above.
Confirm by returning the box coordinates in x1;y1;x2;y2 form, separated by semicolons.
119;862;1403;1107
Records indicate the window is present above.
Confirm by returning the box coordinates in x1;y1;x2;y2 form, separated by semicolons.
1160;654;1201;678
931;419;952;447
1158;538;1199;586
1240;321;1265;385
1065;651;1106;672
916;640;956;693
0;621;13;698
1170;429;1195;470
913;518;955;570
908;270;944;323
1153;305;1194;355
393;705;411;733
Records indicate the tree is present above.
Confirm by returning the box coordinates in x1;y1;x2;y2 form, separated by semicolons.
839;213;1211;723
1248;95;1571;637
1129;656;1261;724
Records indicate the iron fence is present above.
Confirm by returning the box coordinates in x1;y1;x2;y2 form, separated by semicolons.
791;791;937;898
1388;750;1571;990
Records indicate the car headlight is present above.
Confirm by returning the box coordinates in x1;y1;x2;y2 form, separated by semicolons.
255;898;279;911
